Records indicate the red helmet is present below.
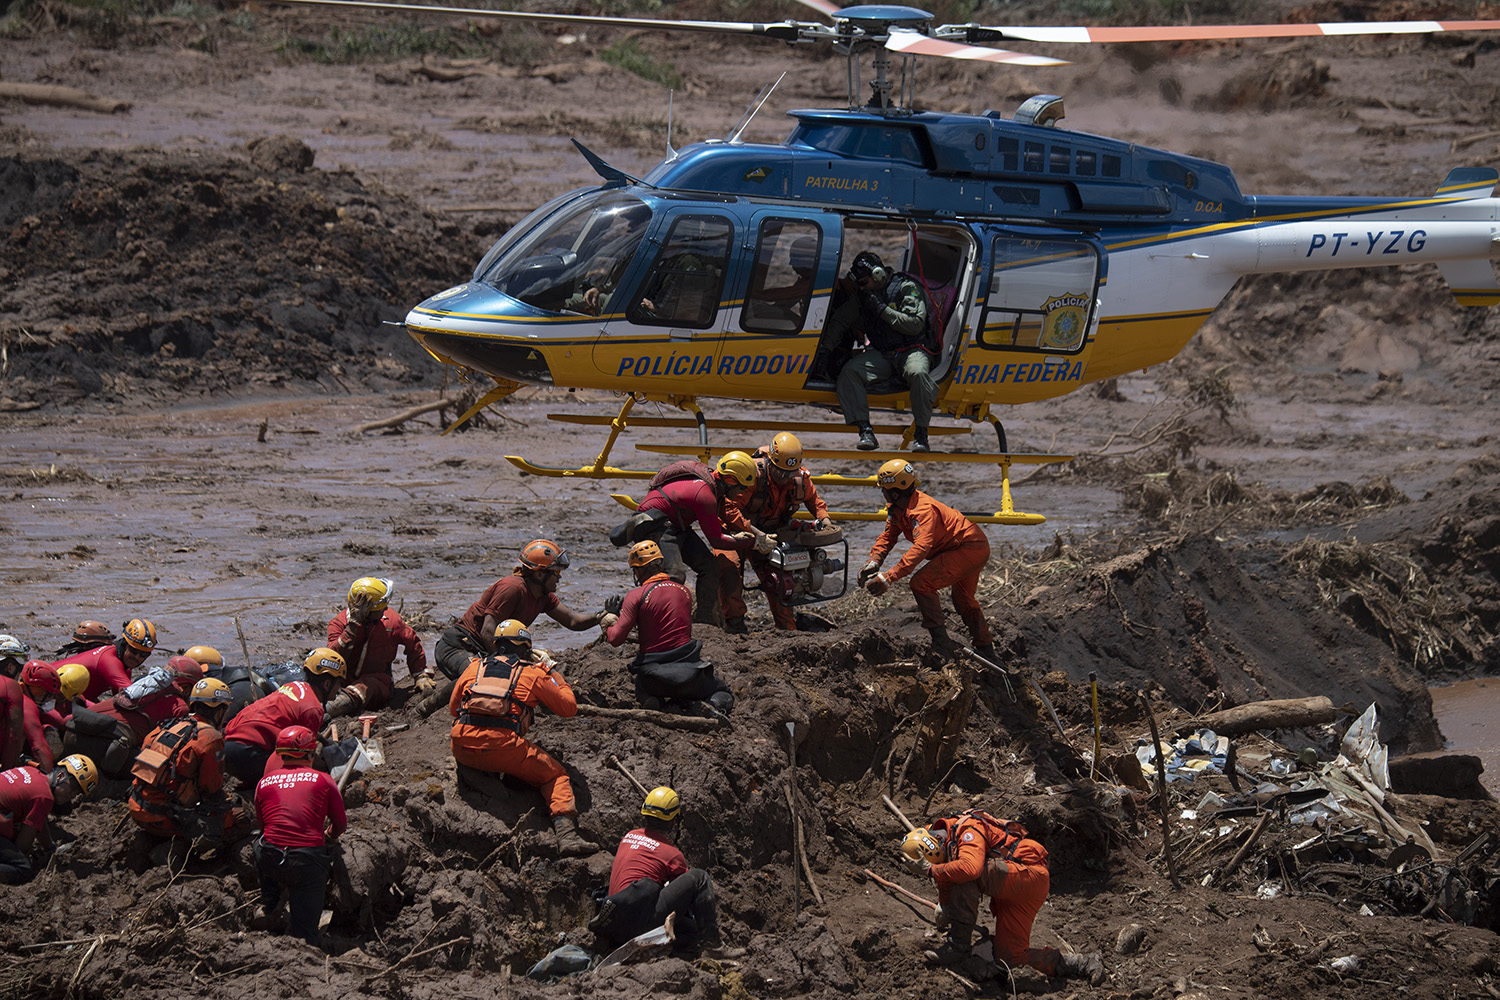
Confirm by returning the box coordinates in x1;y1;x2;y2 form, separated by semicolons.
519;539;569;572
20;660;60;695
168;655;205;690
275;725;317;758
121;618;157;652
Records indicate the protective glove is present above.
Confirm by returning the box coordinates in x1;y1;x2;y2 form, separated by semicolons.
599;613;620;629
865;572;890;597
414;671;437;694
754;532;777;555
861;290;885;316
814;517;833;532
902;854;931;877
730;532;756;547
603;594;624;616
933;903;951;929
114;693;137;712
856;559;882;586
347;600;373;626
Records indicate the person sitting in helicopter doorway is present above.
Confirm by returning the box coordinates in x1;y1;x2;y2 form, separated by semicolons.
813;251;935;452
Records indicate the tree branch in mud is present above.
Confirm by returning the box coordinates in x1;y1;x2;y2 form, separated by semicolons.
1086;366;1240;459
1187;696;1336;737
350;400;456;435
574;703;722;731
0;82;130;113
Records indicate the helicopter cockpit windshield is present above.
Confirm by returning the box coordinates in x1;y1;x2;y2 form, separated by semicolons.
478;192;652;316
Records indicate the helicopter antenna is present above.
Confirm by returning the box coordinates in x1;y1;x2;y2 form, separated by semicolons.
666;89;676;156
725;72;786;145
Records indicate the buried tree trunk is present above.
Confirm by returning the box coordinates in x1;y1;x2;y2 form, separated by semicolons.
1187;696;1336;737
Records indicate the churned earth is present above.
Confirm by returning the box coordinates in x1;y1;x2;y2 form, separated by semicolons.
2;1;1500;998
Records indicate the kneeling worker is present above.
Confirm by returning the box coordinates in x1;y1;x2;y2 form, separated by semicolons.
254;725;346;949
129;677;251;845
590;786;722;951
0;754;98;885
902;809;1103;984
223;649;344;786
605;541;733;712
450;620;596;857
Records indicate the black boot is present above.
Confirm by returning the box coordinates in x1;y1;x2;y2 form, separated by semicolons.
928;626;958;653
923;931;972;967
856;425;878;450
911;427;930;453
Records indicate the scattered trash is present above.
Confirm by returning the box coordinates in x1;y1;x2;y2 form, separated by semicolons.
1329;955;1360;973
526;943;594;981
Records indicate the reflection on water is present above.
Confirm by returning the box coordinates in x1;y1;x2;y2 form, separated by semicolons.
1430;678;1500;799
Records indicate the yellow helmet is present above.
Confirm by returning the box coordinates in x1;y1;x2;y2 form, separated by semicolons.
716;450;757;489
188;677;233;708
55;662;91;700
302;647;347;678
902;825;946;865
183;645;224;668
641;785;681;823
876;458;918;492
628;539;664;569
348;577;394;615
769;431;803;473
58;754;99;797
493;620;533;649
122;618;157;652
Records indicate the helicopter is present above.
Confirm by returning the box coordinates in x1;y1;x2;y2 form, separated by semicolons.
281;0;1500;524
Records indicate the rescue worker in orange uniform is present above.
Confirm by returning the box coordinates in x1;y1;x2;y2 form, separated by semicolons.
716;431;832;632
325;576;429;719
0;754;98;885
51;617;158;703
859;459;996;657
128;677;250;845
590;786;723;951
903;810;1103;984
449;620;596;857
604;541;733;712
254;725;347;948
423;540;606;716
223;649;344;786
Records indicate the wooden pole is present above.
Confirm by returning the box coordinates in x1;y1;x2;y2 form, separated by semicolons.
786;785;825;907
1140;691;1182;889
881;794;917;832
606;754;650;798
1089;670;1102;782
1220;810;1274;880
862;868;939;910
787;722;799;920
234;616;252;670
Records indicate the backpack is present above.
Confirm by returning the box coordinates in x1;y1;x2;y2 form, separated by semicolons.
131;718;202;800
647;460;714;492
462;655;527;724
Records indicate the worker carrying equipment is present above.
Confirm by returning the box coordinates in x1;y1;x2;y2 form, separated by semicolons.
589;785;723;952
449;620;597;857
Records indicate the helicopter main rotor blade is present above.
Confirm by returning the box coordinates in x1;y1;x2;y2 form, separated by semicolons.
885;27;1068;66
269;0;821;42
784;0;842;18
951;18;1500;45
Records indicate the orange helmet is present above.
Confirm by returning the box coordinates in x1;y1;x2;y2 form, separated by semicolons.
628;539;664;569
876;459;918;492
72;621;113;643
769;431;803;474
121;618;157;652
519;539;569;572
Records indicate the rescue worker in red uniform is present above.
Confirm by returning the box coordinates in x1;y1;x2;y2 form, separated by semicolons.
66;655;202;778
0;754;98;885
253;725;347;948
903;810;1103;984
53;621;115;660
590;786;722;951
859;460;996;657
449;620;596;857
128;677;250;846
0;634;31;679
634;454;764;626
324;576;429;719
605;541;733;712
24;661;89;764
1;669;54;770
716;432;832;632
423;540;606;717
51;617;158;703
223;649;344;786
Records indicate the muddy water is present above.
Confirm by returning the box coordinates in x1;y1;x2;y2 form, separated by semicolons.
1430;678;1500;799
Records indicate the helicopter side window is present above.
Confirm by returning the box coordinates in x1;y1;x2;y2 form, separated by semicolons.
741;221;821;335
628;215;733;329
479;192;651;315
977;237;1099;355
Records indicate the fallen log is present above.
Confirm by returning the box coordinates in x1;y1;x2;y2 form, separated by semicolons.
350;400;455;434
0;82;131;113
575;703;721;732
1187;696;1335;737
861;868;938;910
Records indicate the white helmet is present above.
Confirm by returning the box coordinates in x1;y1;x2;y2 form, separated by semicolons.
0;634;28;660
